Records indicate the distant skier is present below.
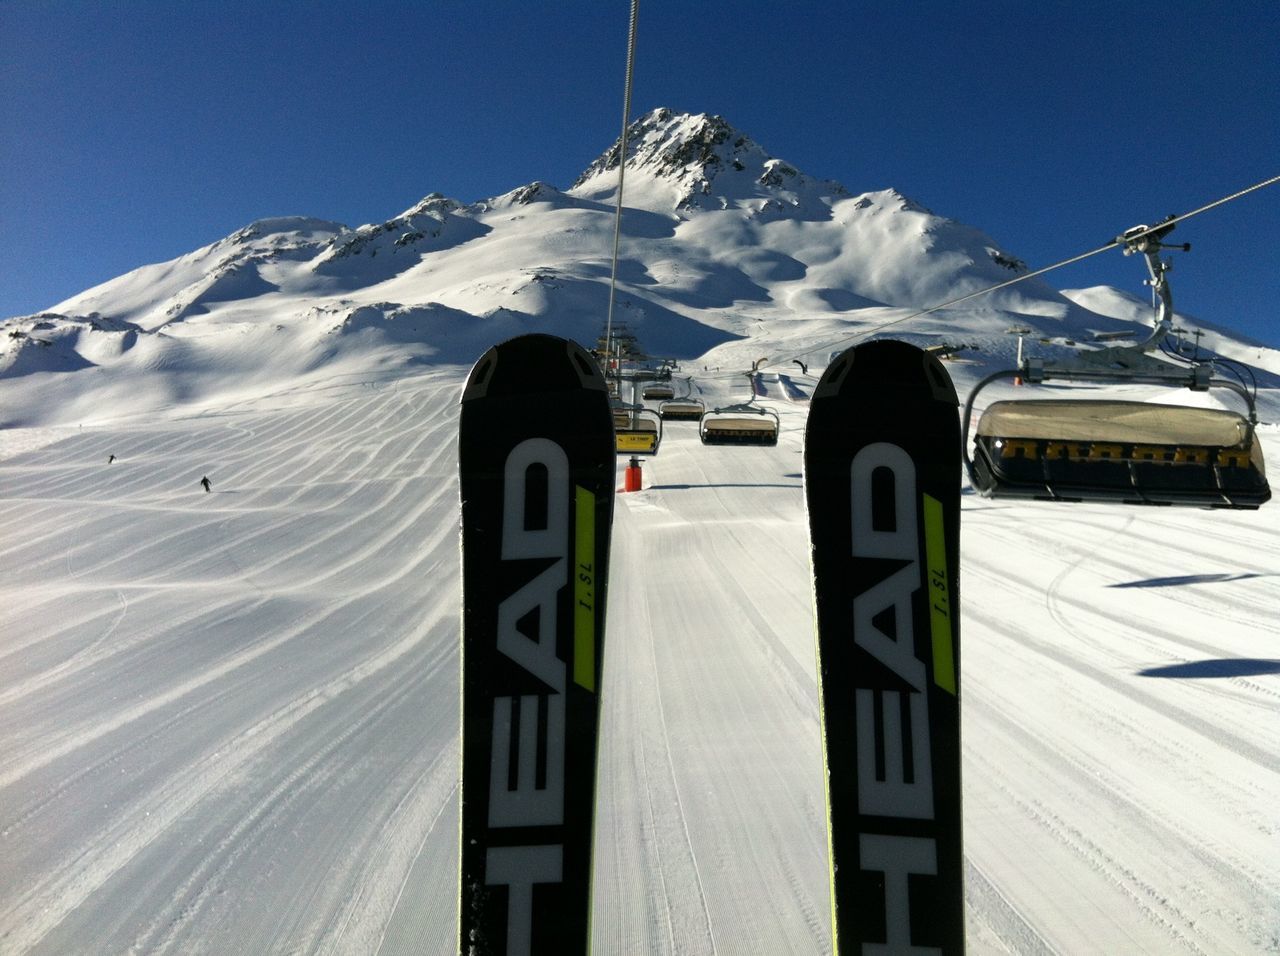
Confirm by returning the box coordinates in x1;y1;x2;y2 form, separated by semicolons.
200;476;212;493
107;454;116;464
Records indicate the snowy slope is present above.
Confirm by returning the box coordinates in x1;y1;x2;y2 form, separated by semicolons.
2;108;1278;954
0;364;1277;954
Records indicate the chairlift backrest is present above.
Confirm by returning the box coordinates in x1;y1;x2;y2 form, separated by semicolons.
658;398;705;421
613;404;663;456
963;374;1269;509
699;404;781;447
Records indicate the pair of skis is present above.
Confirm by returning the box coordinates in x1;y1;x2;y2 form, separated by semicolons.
457;334;963;954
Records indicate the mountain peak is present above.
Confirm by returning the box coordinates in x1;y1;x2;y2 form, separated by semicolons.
575;109;735;182
572;108;844;210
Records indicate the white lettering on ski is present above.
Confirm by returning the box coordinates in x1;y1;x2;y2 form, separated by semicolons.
488;438;571;951
859;834;940;955
849;442;938;948
486;845;563;956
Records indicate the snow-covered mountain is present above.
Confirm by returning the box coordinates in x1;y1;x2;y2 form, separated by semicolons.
2;110;1278;955
2;108;1274;427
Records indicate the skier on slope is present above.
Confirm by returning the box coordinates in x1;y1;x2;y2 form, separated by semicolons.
200;476;212;493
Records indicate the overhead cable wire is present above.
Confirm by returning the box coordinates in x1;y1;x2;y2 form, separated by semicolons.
751;172;1280;376
604;0;640;358
1154;172;1280;233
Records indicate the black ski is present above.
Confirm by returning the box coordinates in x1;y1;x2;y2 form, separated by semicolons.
458;333;615;956
803;339;964;954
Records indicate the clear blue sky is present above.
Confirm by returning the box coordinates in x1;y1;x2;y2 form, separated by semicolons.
4;1;1278;345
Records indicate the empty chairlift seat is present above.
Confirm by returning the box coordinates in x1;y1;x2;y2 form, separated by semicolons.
699;405;781;446
658;398;705;421
969;399;1270;509
962;216;1271;510
642;384;675;401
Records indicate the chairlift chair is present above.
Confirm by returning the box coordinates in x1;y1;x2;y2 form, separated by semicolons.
963;372;1269;509
612;401;662;455
961;219;1270;510
658;398;706;421
699;404;781;446
642;384;675;401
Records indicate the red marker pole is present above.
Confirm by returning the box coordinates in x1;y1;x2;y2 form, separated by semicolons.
623;456;642;492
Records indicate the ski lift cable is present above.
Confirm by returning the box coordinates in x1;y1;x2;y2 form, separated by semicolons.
1209;355;1258;400
1157;338;1256;404
748;172;1280;376
1214;354;1257;389
604;0;640;358
1158;335;1194;365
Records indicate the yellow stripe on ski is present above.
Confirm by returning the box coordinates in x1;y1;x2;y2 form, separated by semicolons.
574;486;596;691
923;493;957;695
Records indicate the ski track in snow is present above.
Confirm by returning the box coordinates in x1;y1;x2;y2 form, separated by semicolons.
961;495;1280;954
1;366;1278;954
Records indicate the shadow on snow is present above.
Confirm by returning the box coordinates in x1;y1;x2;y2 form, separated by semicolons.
1137;659;1280;679
1108;572;1269;588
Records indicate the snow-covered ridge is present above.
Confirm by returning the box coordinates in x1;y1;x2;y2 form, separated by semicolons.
313;193;488;272
2;108;1273;426
229;216;350;245
38;217;348;331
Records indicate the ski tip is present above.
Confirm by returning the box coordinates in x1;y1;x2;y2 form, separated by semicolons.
461;333;607;403
813;339;957;405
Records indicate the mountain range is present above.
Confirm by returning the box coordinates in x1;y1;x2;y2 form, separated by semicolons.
3;107;1277;427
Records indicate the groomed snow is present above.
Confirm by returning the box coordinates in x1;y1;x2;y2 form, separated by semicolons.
1;362;1277;954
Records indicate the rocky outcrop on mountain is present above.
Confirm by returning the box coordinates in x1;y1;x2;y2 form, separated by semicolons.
573;107;846;211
